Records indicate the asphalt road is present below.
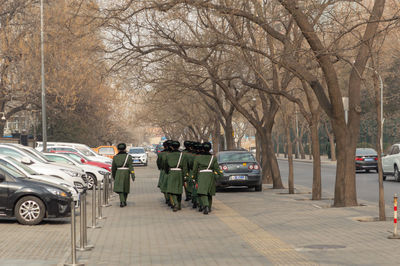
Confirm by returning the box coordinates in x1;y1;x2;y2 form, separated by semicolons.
277;159;400;205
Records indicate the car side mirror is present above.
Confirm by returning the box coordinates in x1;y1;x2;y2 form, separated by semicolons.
80;158;86;163
21;157;33;165
0;174;5;181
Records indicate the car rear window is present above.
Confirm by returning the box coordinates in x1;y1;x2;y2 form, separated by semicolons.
356;148;377;156
218;152;256;163
129;148;145;154
99;147;115;155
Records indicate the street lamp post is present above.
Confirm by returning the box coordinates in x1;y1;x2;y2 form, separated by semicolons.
366;66;384;149
40;0;47;152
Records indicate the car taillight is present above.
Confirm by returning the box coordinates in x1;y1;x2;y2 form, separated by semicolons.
248;164;260;170
374;157;378;161
355;157;364;161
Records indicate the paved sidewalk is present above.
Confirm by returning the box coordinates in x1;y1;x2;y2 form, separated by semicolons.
60;163;399;266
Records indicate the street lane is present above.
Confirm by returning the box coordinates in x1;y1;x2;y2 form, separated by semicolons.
277;159;400;205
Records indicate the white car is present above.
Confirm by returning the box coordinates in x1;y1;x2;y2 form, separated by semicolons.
36;142;112;164
44;153;109;189
0;155;79;201
0;144;87;192
128;147;148;166
382;143;400;181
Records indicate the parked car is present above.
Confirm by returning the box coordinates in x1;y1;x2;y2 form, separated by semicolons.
155;144;163;154
36;142;112;164
355;148;378;173
92;146;118;159
49;151;111;172
44;153;109;189
129;147;148;166
216;150;262;191
0;155;79;202
382;143;400;181
0;164;72;225
0;144;87;192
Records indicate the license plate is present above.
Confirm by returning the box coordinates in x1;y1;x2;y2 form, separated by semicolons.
365;158;374;162
229;176;246;180
133;160;140;163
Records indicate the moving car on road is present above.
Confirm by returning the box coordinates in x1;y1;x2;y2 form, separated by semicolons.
355;148;378;173
0;164;72;225
129;147;148;166
217;150;262;191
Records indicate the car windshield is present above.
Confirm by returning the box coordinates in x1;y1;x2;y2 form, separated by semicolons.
129;148;145;154
0;164;28;178
76;146;96;156
6;156;39;175
63;153;86;164
21;148;48;163
218;152;256;163
356;148;377;156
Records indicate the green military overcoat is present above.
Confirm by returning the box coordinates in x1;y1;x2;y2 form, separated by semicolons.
164;151;188;195
157;151;166;188
112;152;134;193
159;151;169;193
183;151;195;192
192;154;222;196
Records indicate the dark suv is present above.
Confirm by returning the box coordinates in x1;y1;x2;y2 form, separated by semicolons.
217;150;262;191
0;165;72;225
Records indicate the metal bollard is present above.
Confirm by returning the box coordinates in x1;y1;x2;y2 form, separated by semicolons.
389;194;400;239
77;192;92;251
97;182;106;219
102;174;111;207
64;200;84;266
82;192;94;249
88;184;101;229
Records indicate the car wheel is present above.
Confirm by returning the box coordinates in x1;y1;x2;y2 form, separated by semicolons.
15;196;45;225
86;173;97;190
144;162;148;166
383;175;387;181
255;184;262;192
376;168;379;173
365;169;370;173
394;166;400;182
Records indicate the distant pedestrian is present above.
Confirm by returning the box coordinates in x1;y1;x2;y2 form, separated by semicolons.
112;143;135;207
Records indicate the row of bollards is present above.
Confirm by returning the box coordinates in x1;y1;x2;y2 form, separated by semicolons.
65;173;112;266
389;194;400;239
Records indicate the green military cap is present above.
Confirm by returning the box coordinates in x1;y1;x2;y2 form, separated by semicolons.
117;143;127;151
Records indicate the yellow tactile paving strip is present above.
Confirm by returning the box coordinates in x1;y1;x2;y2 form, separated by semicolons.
214;199;317;265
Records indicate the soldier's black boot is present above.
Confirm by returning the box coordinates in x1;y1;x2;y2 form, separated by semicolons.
198;206;203;212
203;206;209;215
192;202;198;209
173;205;178;212
120;202;124;208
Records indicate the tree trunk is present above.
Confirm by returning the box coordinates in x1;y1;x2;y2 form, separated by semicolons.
265;131;283;188
275;134;280;158
224;116;235;150
285;120;294;194
299;140;306;159
310;120;321;200
308;132;312;160
255;131;261;163
0;121;5;137
212;119;221;153
328;132;336;161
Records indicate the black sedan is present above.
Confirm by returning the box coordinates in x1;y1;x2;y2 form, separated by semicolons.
216;150;262;191
355;148;378;173
0;165;72;225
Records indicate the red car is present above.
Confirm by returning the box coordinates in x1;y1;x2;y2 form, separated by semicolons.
50;151;111;172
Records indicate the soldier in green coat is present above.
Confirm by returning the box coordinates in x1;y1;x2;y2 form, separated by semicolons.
192;142;222;215
191;142;202;209
112;143;135;207
164;140;188;212
182;141;194;202
157;141;170;204
159;140;173;206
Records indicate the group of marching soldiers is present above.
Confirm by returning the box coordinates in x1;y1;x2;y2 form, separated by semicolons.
157;140;223;214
